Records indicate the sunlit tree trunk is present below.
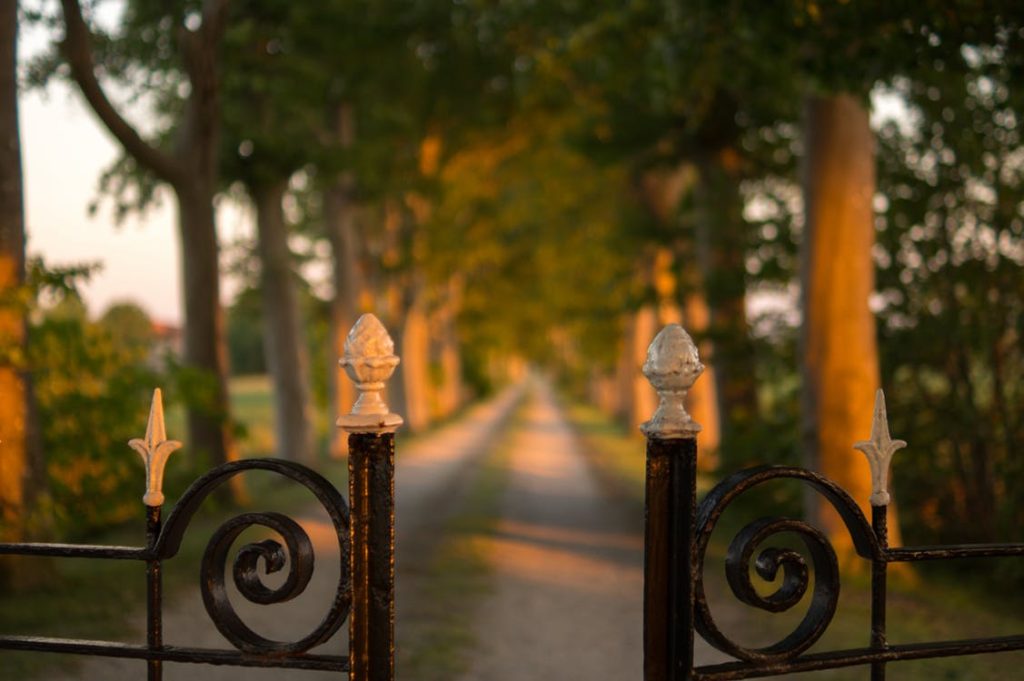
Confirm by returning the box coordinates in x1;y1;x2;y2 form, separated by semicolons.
628;305;659;431
683;292;721;468
399;298;431;432
325;102;363;457
433;277;464;419
253;180;314;463
0;1;47;587
801;94;897;555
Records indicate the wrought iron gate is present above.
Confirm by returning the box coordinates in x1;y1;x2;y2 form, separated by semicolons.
1;315;1022;680
0;313;401;681
639;324;1024;680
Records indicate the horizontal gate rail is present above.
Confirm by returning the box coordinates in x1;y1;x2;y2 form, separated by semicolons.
0;543;147;559
639;323;1024;681
0;636;350;671
693;635;1024;680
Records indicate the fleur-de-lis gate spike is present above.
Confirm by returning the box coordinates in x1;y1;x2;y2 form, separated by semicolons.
853;389;908;508
129;388;183;507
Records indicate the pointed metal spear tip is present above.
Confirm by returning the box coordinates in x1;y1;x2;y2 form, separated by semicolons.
145;387;168;446
854;387;907;507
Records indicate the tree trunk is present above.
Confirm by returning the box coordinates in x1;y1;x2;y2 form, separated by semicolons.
626;306;659;432
683;292;721;469
433;280;463;419
253;180;315;463
60;0;241;502
0;2;47;587
695;150;759;446
325;102;362;456
801;94;894;555
176;186;240;483
399;298;431;432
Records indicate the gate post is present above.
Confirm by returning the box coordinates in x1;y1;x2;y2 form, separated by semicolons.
338;314;404;681
640;325;704;681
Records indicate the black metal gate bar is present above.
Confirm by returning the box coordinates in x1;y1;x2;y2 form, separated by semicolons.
869;505;888;681
146;505;163;681
0;543;145;558
692;635;1024;680
347;432;397;681
0;636;350;671
643;436;696;681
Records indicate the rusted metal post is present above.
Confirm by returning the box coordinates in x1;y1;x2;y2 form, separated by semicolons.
145;506;162;681
338;314;403;681
641;325;704;681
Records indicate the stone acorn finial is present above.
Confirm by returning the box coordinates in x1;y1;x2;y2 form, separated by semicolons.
129;388;182;507
853;389;907;507
337;313;404;434
640;324;704;439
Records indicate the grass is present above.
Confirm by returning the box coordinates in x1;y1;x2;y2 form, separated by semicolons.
563;399;1024;680
396;396;524;681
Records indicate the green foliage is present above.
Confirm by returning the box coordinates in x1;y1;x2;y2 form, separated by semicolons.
226;287;266;375
428;116;638;376
99;300;155;352
874;45;1024;553
30;305;162;537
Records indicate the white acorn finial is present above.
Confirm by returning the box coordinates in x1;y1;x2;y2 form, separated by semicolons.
129;388;182;507
853;389;907;506
337;313;404;434
640;324;704;439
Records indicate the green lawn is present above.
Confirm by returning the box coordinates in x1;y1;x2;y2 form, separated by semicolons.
564;400;1024;680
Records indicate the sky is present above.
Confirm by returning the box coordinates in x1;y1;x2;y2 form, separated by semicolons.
19;80;257;326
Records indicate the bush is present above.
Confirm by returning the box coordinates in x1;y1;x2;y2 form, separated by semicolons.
30;303;164;538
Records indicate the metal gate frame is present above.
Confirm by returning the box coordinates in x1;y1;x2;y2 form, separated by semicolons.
1;316;1023;680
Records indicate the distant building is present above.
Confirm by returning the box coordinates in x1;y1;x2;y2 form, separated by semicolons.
149;321;183;370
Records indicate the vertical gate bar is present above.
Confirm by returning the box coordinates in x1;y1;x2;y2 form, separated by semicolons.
337;313;404;681
870;505;888;681
347;432;397;681
367;432;396;681
643;438;673;681
640;324;705;681
671;438;698;681
145;505;162;681
349;438;371;681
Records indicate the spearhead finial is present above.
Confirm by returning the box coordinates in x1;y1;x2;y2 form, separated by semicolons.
853;389;907;506
129;388;183;507
337;313;404;434
640;324;704;439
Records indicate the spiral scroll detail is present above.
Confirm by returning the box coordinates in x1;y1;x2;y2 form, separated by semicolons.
155;458;352;655
692;466;876;663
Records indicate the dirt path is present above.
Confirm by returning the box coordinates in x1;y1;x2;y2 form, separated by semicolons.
456;379;729;680
52;385;523;681
456;380;645;680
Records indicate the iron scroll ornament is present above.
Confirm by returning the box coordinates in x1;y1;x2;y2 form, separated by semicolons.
152;459;352;655
692;465;880;663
